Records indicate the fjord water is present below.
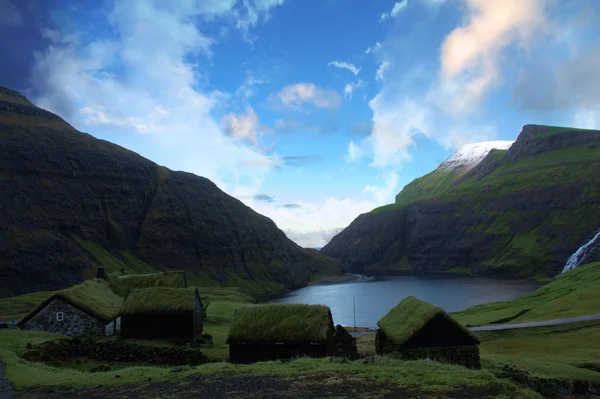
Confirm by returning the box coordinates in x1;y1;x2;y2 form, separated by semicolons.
263;274;543;328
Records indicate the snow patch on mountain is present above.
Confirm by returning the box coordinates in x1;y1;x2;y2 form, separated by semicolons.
440;141;515;172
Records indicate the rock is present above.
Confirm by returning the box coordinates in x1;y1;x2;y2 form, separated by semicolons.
539;382;559;397
170;366;185;373
0;85;341;298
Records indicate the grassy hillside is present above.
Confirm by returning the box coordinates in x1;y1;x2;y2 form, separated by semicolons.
325;124;600;278
452;262;600;326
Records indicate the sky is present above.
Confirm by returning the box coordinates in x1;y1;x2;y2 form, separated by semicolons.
1;0;599;248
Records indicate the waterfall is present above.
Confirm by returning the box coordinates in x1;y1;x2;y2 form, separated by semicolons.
562;229;600;273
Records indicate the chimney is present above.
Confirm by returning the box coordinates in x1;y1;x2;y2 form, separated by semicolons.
96;267;107;280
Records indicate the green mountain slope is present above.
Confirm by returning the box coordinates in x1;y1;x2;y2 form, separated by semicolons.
322;124;600;278
0;86;340;298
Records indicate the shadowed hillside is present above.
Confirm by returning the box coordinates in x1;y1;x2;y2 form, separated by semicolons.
0;86;340;297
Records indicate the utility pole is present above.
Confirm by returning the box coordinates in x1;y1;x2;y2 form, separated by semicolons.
353;294;356;328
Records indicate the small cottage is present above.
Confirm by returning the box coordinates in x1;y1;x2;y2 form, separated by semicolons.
108;270;187;297
120;287;203;344
375;296;481;369
17;280;123;337
226;303;335;364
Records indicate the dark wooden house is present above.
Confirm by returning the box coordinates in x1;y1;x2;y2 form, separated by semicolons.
375;296;481;369
18;280;123;337
120;287;203;345
226;303;335;364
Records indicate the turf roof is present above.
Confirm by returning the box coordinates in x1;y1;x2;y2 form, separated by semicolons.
226;303;334;344
107;271;186;296
120;287;200;315
19;279;123;324
377;296;479;345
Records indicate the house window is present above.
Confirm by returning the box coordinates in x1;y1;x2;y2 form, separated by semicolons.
56;312;64;322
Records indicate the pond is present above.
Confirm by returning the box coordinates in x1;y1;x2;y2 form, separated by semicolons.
261;274;543;328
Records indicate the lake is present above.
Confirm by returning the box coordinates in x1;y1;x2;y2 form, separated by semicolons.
261;274;543;328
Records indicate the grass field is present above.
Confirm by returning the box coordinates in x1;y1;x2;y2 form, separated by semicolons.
452;262;600;326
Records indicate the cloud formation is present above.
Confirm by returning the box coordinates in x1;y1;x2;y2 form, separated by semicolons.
222;106;268;144
360;0;559;169
437;0;549;115
31;0;283;200
277;83;341;109
344;80;365;99
379;0;408;22
328;61;360;75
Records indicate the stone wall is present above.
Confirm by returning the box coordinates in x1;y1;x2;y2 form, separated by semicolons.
21;298;109;337
23;337;208;366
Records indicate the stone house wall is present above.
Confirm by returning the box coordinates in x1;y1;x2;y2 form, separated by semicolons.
104;316;121;336
21;298;108;337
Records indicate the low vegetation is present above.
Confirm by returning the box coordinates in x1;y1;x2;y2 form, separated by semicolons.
107;271;186;297
452;262;600;326
120;287;198;314
227;304;332;343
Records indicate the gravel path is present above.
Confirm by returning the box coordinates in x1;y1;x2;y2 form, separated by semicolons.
0;361;14;399
469;313;600;331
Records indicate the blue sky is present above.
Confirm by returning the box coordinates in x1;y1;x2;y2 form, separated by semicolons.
1;0;599;247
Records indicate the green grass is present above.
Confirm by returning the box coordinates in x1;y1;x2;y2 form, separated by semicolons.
394;169;464;207
0;291;56;321
20;280;123;324
377;296;478;344
120;287;198;314
108;271;186;297
531;125;596;139
478;320;600;382
227;304;333;344
452;262;600;326
0;333;537;398
73;236;138;274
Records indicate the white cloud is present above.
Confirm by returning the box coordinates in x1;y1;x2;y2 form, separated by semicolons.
375;61;390;82
328;61;360;75
277;83;341;109
363;0;557;169
31;0;280;201
438;0;549;115
379;0;408;22
236;72;267;99
573;108;600;130
251;172;399;247
365;42;381;54
344;80;364;99
222;106;268;144
0;0;22;26
346;140;363;162
364;171;399;204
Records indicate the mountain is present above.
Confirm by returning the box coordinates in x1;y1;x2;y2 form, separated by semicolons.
322;125;600;278
0;86;341;298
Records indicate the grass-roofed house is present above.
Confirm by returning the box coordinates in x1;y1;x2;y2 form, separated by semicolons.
226;303;335;364
120;287;204;345
107;270;187;297
376;296;481;369
17;280;123;336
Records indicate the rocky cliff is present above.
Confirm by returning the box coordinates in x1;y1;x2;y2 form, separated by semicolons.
0;86;340;298
322;125;600;278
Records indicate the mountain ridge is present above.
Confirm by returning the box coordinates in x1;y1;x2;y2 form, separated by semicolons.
322;124;600;278
0;85;341;298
